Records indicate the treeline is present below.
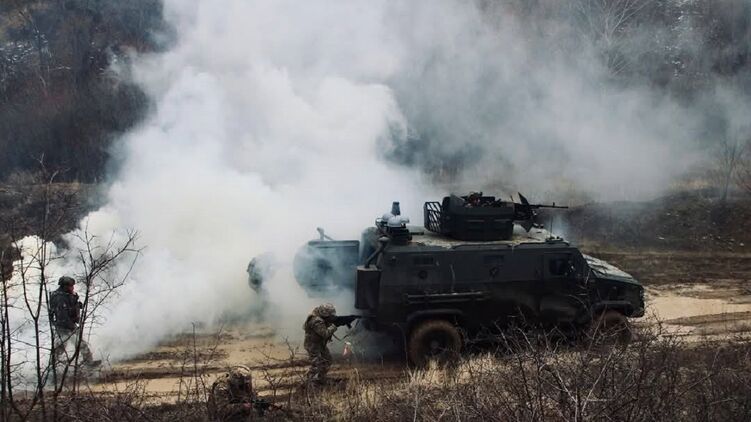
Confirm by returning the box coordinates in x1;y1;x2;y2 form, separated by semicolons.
0;1;750;184
0;0;168;182
498;0;751;96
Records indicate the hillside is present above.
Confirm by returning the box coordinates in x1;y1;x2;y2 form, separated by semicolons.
0;0;169;182
559;193;751;252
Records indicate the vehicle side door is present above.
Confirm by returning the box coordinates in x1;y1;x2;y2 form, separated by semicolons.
539;252;588;324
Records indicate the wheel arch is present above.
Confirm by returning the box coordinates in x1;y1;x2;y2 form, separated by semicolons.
589;300;637;319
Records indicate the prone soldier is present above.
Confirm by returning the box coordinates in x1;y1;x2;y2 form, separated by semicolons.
48;276;99;368
208;365;272;421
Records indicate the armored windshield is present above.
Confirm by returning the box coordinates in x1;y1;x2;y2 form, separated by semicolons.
583;254;636;280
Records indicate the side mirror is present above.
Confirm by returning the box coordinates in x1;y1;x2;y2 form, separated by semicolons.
566;261;577;278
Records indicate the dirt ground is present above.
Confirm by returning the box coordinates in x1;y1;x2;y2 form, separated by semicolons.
589;249;751;335
86;247;751;405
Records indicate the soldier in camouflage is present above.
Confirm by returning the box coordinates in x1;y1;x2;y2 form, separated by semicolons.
208;365;257;421
303;303;338;385
48;276;98;367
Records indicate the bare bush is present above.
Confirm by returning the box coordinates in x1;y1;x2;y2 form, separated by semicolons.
4;317;749;421
175;324;226;409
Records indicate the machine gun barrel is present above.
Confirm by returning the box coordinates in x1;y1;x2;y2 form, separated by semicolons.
513;193;569;231
333;315;362;328
527;203;568;209
517;193;568;210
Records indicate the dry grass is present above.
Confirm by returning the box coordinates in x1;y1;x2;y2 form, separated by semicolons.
289;327;751;421
7;325;751;421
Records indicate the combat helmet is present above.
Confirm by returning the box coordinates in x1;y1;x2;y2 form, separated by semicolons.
228;365;252;389
58;276;75;287
313;303;337;318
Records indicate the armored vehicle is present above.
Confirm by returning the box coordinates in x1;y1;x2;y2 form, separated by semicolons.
292;194;645;365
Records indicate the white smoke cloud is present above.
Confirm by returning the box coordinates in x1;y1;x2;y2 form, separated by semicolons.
85;0;432;360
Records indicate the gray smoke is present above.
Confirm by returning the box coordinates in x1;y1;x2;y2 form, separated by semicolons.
381;0;750;201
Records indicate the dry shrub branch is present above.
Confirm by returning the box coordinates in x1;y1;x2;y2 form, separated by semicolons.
295;326;751;421
0;164;141;421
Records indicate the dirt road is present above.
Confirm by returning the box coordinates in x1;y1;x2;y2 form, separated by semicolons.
593;249;751;337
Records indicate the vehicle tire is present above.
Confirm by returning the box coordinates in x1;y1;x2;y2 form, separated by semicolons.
589;310;631;345
408;319;462;367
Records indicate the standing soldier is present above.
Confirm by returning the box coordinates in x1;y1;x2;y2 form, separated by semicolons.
303;303;338;385
208;365;266;421
48;276;99;368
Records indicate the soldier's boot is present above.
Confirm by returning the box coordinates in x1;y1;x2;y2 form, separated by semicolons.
305;370;320;386
316;368;329;385
305;364;326;386
79;341;101;368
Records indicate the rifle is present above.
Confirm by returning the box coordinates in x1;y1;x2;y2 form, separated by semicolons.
252;398;276;416
333;315;361;328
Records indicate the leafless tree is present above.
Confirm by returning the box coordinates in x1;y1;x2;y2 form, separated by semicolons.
735;140;751;196
0;162;140;421
711;132;747;202
570;0;651;76
0;247;19;421
0;158;63;420
52;223;140;397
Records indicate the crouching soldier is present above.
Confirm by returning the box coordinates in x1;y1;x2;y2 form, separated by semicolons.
49;276;99;368
208;365;272;420
303;303;338;385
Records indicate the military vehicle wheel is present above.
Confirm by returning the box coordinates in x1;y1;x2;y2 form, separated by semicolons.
408;320;462;367
589;311;631;345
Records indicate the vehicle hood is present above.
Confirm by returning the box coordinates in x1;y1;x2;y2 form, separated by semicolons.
583;254;641;286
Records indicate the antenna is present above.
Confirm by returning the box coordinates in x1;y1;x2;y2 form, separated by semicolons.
549;214;554;239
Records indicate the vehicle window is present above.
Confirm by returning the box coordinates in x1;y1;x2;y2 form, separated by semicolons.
546;255;573;278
